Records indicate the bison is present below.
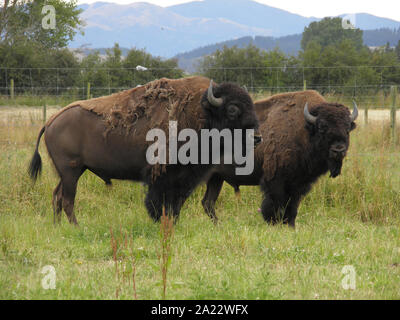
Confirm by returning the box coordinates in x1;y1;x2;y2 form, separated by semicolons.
202;90;358;227
29;76;260;225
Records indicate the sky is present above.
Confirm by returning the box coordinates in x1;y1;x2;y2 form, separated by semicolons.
77;0;400;22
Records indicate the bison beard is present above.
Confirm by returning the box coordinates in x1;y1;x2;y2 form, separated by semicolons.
28;76;259;225
201;90;357;227
328;158;343;178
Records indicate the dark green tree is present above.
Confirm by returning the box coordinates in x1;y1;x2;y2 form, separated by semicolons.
123;47;183;87
80;51;108;97
0;0;84;96
103;43;129;92
198;45;267;89
0;0;83;48
301;17;363;51
395;40;400;60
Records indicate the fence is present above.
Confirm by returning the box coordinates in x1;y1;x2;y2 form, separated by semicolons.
1;65;400;100
0;66;183;102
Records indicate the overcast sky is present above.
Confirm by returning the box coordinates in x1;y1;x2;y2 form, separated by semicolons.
77;0;400;21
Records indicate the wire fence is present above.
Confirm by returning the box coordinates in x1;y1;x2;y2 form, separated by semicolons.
0;66;400;108
0;66;183;102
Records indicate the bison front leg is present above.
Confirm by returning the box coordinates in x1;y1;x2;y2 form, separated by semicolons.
261;193;285;225
283;195;301;228
202;174;224;223
145;183;164;222
260;180;289;225
283;185;311;228
145;181;186;223
145;168;204;223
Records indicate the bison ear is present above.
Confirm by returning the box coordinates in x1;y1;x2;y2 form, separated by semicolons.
350;122;357;131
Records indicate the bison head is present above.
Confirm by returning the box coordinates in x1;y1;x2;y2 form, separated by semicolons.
201;80;261;145
304;101;358;178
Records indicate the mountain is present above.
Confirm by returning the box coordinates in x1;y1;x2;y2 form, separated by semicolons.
168;0;318;37
338;13;400;30
364;28;400;47
71;0;400;57
72;1;278;57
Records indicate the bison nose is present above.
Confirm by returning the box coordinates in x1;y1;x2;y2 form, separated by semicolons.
254;134;262;146
330;144;346;158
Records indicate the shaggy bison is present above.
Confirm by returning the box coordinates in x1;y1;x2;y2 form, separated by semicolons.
202;90;358;227
29;76;260;225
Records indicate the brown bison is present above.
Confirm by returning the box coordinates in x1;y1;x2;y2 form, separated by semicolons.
29;76;260;225
202;90;358;227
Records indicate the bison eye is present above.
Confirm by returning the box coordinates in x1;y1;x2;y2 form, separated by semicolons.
226;105;241;120
318;121;328;134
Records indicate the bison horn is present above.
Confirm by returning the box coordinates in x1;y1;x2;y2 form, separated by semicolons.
350;100;358;122
304;103;317;124
207;80;223;107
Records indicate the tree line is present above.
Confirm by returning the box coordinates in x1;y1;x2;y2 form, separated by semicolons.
0;42;184;98
199;18;400;96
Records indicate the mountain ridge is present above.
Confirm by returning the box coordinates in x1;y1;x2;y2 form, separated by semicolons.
71;1;400;57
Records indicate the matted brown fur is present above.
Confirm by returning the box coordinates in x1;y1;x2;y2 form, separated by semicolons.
255;90;327;181
47;76;210;132
46;76;212;180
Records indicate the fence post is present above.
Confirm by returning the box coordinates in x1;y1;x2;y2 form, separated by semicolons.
87;82;91;100
43;102;47;124
10;78;14;101
303;79;307;91
390;85;397;144
364;104;368;125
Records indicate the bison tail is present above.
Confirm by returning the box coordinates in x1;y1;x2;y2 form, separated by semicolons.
28;126;45;182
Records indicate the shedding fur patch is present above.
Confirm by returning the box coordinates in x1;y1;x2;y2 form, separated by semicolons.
256;90;327;181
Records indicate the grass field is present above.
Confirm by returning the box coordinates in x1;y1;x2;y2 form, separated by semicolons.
0;105;399;300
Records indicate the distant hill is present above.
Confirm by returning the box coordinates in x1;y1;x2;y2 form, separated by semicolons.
72;0;400;58
168;0;317;37
363;28;400;47
174;28;400;73
338;13;400;30
174;34;302;72
72;1;280;57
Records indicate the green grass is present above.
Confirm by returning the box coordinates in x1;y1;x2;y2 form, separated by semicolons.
0;116;399;300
